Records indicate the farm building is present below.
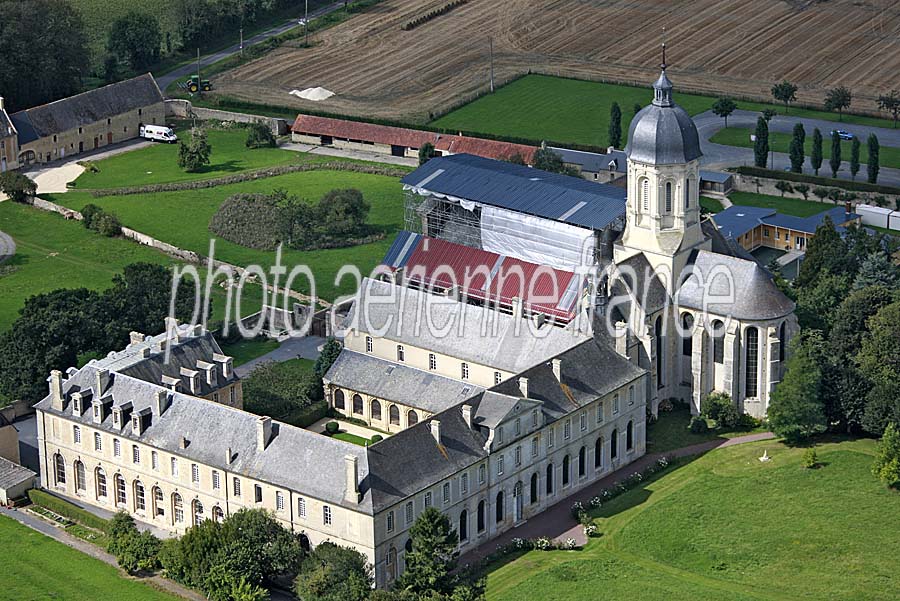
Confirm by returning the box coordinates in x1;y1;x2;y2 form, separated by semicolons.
712;204;861;253
7;74;165;167
855;204;900;231
291;114;537;162
0;97;17;172
0;456;35;505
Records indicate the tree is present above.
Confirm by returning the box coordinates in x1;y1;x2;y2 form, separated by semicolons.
0;0;89;112
761;108;778;123
245;121;276;148
810;128;824;175
108;12;162;71
294;542;372;601
853;252;898;290
872;423;900;488
812;186;828;203
0;171;36;203
771;80;798;113
418;143;435;166
768;336;827;443
789;123;805;173
396;507;460;595
796;216;848;288
712;97;737;128
828;130;842;178
796;272;850;333
877;90;900;128
774;181;793;197
314;337;342;379
867;133;880;184
532;146;579;177
794;183;810;200
318;189;369;236
102;54;121;84
824;86;852;121
243;361;319;417
753;116;769;168
857;302;900;435
849;136;861;180
218;509;305;586
608;102;622;148
178;127;212;172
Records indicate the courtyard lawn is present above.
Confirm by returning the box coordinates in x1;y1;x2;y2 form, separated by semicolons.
54;168;405;301
73;125;302;189
430;75;898;148
728;191;835;217
0;514;179;601
710;127;900;171
645;405;763;454
219;337;280;366
332;431;371;446
699;196;724;214
486;438;900;601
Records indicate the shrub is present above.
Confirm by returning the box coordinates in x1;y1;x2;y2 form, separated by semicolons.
570;501;584;520
325;421;340;435
802;447;818;469
116;530;162;573
704;392;740;428
583;523;598;537
736;165;900;195
0;170;36;203
689;416;709;433
245;121;276;149
27;489;110;532
657;398;675;412
94;212;122;237
370;434;383;444
80;203;104;229
872;422;900;488
242;362;319;419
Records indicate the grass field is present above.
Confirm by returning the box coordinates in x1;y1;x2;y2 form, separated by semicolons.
55;168;404;302
0;514;179;601
486;438;900;601
645;406;763;454
219;337;280;366
699;197;725;214
729;191;837;218
74;126;302;189
711;127;900;171
332;431;370;446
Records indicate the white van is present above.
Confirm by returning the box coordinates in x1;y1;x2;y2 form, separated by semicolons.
139;124;178;144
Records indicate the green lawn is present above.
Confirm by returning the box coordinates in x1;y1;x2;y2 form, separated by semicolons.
54;168;405;301
729;191;835;218
699;196;725;214
646;405;763;454
332;431;370;446
710;127;900;170
74;126;302;189
219;337;280;366
430;74;898;148
486;438;900;601
0;514;180;600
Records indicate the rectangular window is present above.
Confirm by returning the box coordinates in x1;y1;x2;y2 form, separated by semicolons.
628;386;635;406
497;426;504;444
233;477;241;497
230;387;236;404
443;482;450;504
276;491;285;511
323;506;332;525
763;228;769;238
387;511;395;532
366;336;373;353
136;485;145;511
494;371;502;385
113;438;121;457
580;411;587;431
531;436;539;457
614;394;620;414
531;409;538;428
429;353;437;370
497;455;504;476
154;487;164;516
424;491;432;508
564;420;571;440
94;432;102;451
460;473;468;494
298;497;306;517
405;501;414;524
548;428;555;448
396;345;405;362
73;425;81;444
461;362;469;379
514;446;522;467
212;471;220;490
132;445;140;464
478;464;486;485
776;230;781;240
93;405;99;420
191;464;199;484
515;418;521;436
171;458;178;477
254;484;263;503
597;402;604;423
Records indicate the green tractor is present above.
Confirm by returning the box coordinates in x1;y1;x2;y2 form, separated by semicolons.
185;75;212;94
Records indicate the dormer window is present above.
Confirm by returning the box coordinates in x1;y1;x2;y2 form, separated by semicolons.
73;396;82;414
132;414;139;431
92;403;100;422
113;408;121;428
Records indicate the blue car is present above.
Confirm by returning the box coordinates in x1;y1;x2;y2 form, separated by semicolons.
832;129;854;140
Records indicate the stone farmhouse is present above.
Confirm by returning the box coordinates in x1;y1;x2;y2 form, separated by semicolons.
0;97;18;172
34;57;798;590
5;74;164;167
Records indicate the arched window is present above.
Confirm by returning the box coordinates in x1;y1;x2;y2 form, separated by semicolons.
779;321;787;363
712;319;725;364
96;468;107;499
213;506;224;523
300;533;311;552
74;460;85;492
578;446;586;477
545;463;554;495
655;316;664;387
333;389;345;410
114;474;126;506
684;178;691;209
352;394;363;415
387;546;397;580
389;405;400;425
495;491;504;524
477;500;485;532
641;178;650;211
193;500;205;525
173;493;184;523
459;510;468;542
594;437;603;469
562;455;570;486
407;410;418;427
405;538;413;554
371;400;382;421
626;421;634;451
682;313;694;356
746;327;759;397
665;182;673;213
53;453;66;486
611;429;619;460
134;480;146;511
152;486;164;517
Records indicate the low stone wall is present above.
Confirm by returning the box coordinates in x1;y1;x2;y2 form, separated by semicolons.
732;172;900;206
0;399;33;422
164;99;289;135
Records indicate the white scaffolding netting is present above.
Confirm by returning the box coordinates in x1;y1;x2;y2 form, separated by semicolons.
480;206;595;270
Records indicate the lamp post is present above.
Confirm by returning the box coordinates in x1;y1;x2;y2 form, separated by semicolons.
305;0;309;47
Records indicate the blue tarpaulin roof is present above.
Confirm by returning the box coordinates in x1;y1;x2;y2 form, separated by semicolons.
401;154;627;231
713;205;859;239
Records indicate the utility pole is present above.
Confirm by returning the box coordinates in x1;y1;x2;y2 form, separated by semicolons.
240;27;244;56
489;37;494;93
196;48;201;96
305;0;309;47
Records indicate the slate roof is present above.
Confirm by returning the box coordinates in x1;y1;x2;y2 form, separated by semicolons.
36;366;373;512
713;205;860;239
326;350;484;414
712;206;776;239
10;74;163;143
0;456;35;491
346;278;592;374
612;253;670;313
551;147;619;173
676;250;795;321
626;70;701;165
0;105;15;139
401;154;627;231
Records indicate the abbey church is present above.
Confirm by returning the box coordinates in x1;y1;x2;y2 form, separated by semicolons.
34;58;796;588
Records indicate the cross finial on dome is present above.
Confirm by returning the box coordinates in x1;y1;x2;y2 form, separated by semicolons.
661;27;667;70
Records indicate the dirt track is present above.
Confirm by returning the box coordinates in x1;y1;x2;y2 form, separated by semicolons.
214;0;900;122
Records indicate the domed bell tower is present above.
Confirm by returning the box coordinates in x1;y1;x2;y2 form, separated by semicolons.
616;44;709;289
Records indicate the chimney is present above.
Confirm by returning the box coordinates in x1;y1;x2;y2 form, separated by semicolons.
511;297;523;319
344;455;359;504
257;416;273;451
551;358;562;381
225;447;233;465
430;419;442;445
191;324;204;337
0;97;4;111
180;436;189;449
461;404;473;429
139;347;151;359
614;321;629;358
49;370;64;411
518;377;529;398
94;368;110;397
129;331;144;346
154;390;170;415
394;266;405;287
845;200;852;215
164;316;179;336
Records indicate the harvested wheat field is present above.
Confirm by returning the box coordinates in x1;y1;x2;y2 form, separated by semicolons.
213;0;900;122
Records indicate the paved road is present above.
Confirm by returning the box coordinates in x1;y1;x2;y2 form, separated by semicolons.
155;1;348;91
695;109;900;187
0;231;14;265
235;335;326;378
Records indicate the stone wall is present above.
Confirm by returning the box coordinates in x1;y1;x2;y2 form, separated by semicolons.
732;172;900;206
164;100;289;135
